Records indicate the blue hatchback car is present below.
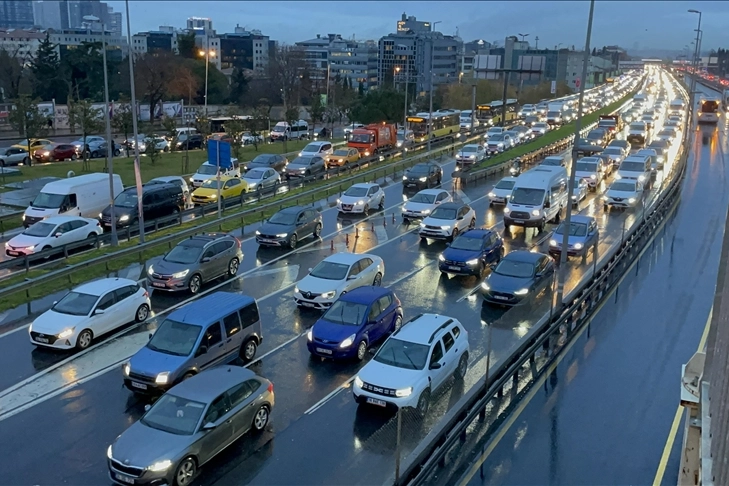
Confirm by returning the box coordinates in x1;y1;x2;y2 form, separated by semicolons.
307;286;402;361
438;228;504;276
548;215;599;258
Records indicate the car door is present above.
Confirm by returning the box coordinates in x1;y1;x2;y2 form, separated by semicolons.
477;145;485;161
198;393;234;463
264;169;278;188
197;321;227;368
428;341;448;391
455;206;467;231
91;290;117;334
52;222;76;247
210;241;230;277
365;299;382;343
344;260;363;291
440;331;459;376
359;257;376;284
226;380;262;437
64;220;88;245
222;310;243;355
587;220;599;249
367;186;378;206
113;285;140;327
225;178;243;197
374;294;394;338
199;244;217;281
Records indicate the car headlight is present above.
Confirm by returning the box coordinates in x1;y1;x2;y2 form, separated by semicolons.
307;329;313;341
107;445;113;459
401;207;407;212
488;192;496;198
503;207;511;213
123;363;130;376
147;460;173;472
514;288;529;295
340;334;356;348
466;258;479;266
419;223;426;228
438;254;445;262
119;215;129;222
422;209;431;215
354;376;364;388
172;269;189;279
276;233;288;238
355;200;364;206
98;213;103;219
189;177;194;183
497;142;503;147
574;243;584;250
638;175;646;182
147;265;154;276
336;199;341;204
590;174;596;180
395;387;413;398
255;230;261;235
550;239;558;246
419;177;427;182
441;225;451;230
615;174;622;180
155;372;170;384
57;328;74;339
403;175;408;181
294;286;299;293
299;152;303;157
628;198;636;203
481;281;490;290
321;291;336;299
25;245;35;252
531;209;540;216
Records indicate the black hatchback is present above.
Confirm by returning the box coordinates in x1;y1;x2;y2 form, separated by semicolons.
403;162;442;189
248;153;288;172
101;183;184;229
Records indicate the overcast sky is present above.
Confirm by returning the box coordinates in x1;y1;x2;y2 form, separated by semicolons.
108;1;725;54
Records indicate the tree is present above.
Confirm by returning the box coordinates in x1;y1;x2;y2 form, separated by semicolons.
229;68;249;106
249;105;269;151
135;52;179;125
350;89;405;124
194;114;211;140
62;41;108;101
223;117;247;160
187;57;229;105
0;49;26;101
111;102;135;157
31;33;63;102
68;99;104;170
167;63;198;106
7;96;49;164
177;31;197;59
270;45;306;110
308;94;325;135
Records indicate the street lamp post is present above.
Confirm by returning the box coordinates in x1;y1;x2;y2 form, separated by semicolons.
125;0;145;243
199;43;215;116
518;33;530;43
427;20;442;152
554;43;563;98
688;9;702;126
397;44;409;137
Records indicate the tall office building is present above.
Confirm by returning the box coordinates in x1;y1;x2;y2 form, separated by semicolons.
0;0;35;29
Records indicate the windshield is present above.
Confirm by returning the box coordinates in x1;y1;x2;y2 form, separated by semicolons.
542;158;562;166
309;261;350;280
555;222;588;237
603;148;622;155
333;150;349;156
374;338;429;370
147;319;202;356
31;192;65;209
611;181;637;192
115;191;139;208
450;235;483;251
409;164;430;175
302;143;322;153
200;179;224;189
197;164;218;175
53;291;97;316
620;161;646;172
273;125;286;133
350;134;373;143
344;186;368;197
489;135;504;142
495;180;515;190
245;170;265;180
510;188;545;206
629;123;645;130
141;394;205;436
291;157;313;166
409;193;436;204
461;146;478;153
575;162;598;173
165;244;203;265
322;300;367;326
23;222;56;238
494;259;534;278
429;207;457;220
268;211;297;225
547;111;560;117
251;154;274;164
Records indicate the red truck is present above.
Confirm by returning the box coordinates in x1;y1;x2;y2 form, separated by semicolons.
598;114;623;137
348;123;396;156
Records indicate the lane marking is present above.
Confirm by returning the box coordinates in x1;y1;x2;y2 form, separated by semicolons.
305;377;355;415
456;190;472;204
243;264;300;279
374;225;389;244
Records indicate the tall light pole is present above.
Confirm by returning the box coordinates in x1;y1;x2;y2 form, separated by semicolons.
556;0;595;307
398;44;409;136
518;33;530;43
84;15;118;246
554;43;564;99
427;20;441;152
124;0;145;243
199;43;215;116
688;9;702;126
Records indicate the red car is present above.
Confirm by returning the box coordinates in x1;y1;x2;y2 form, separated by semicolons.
34;143;78;162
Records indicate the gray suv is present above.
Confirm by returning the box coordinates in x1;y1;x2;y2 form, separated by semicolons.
147;233;243;294
255;206;322;249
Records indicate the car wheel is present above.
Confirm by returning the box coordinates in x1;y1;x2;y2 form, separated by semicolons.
305;170;311;177
392;315;402;333
469;218;476;229
364;203;370;213
91;151;99;158
76;329;93;350
71;154;77;161
289;233;298;249
455;353;469;380
174;457;196;486
227;257;240;277
114;149;120;156
240;338;258;361
181;372;195;382
313;222;322;238
188;274;202;294
356;340;367;361
22;157;29;165
135;304;150;323
416;389;431;416
252;405;270;432
451;227;459;241
373;272;382;286
86;232;98;246
378;197;385;209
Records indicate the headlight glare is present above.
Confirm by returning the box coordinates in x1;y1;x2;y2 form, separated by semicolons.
514;288;529;295
307;329;313;341
438;254;445;262
321;291;336;299
148;460;173;472
531;209;540;216
339;334;356;348
123;363;130;376
155;372;170;384
57;328;74;339
395;387;413;397
354;376;364;388
466;258;479;266
171;269;189;279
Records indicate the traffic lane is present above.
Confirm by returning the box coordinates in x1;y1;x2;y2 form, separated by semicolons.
459;127;723;486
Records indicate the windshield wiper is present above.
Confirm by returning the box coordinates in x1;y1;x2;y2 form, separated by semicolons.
402;349;417;369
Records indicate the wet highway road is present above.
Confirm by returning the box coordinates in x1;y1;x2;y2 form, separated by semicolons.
453;91;728;485
0;106;685;485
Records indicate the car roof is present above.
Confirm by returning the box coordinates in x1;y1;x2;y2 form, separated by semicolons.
392;313;460;345
503;250;544;264
567;215;594;225
278;205;307;214
458;228;494;239
498;176;517;182
37;215;90;225
246;167;269;173
322;252;373;265
73;277;138;296
350;182;378;189
305;141;329;147
169;365;258;402
340;285;391;304
435;202;465;210
169;291;255;325
178;232;233;247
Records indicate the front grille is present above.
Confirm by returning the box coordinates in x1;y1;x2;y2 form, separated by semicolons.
612;197;623;202
510;211;530;219
341;204;353;210
128;371;155;382
110;459;144;477
314;337;335;344
300;291;320;300
444;260;464;267
490;291;514;299
361;381;396;397
151;273;171;280
101;215;112;223
425;225;442;230
30;331;58;344
257;234;279;240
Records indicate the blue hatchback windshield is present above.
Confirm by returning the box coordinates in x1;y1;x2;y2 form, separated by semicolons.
555;222;588;237
450;235;484;251
322;300;368;326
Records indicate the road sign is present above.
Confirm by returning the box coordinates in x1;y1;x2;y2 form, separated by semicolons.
550;80;557;94
575;78;581;88
207;140;232;169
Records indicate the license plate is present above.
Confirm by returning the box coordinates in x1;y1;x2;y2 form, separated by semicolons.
301;302;315;308
259;239;276;244
448;266;461;271
131;382;147;390
494;296;509;301
115;473;135;484
513;220;524;224
34;336;49;343
151;282;166;288
7;251;19;256
366;397;387;407
316;347;332;355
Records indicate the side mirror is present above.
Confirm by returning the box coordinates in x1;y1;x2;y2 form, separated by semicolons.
445;242;450;247
202;422;216;430
52;301;58;306
144;404;151;412
148;333;153;341
347;275;357;280
435;200;441;204
94;308;105;315
429;362;442;370
196;345;208;357
308;267;313;272
54;232;62;238
201;257;211;263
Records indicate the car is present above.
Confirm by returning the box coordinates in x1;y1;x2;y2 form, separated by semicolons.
0;146;29;166
294;252;384;309
574;157;605;191
570;177;589;206
189;160;241;188
29;277;150;350
255;206;322;249
344;123;366;136
71;136;106;154
531;122;549;136
548;215;599;258
419;201;476;241
480;250;555;306
247;153;288;172
665;119;682;131
176;133;205;150
12;138;53;155
307;286;403;360
602;146;628;169
336;182;385;214
33;143;78;162
5;215;102;258
585;129;607;147
603;179;644;211
403;162;442;189
486;134;512;153
607;139;630;153
352;313;470;415
455;144;486;170
655;129;677;145
299;141;333;158
488;177;516;206
438;228;504;276
511;125;533;141
540;155;566;168
109;366;274;486
284;155;326;179
326;148;360;168
640;115;655;131
139;137;170;153
523;115;541;127
147;233;243;294
191;176;246;206
241;167;280;192
485;127;505;140
87;141;122;158
102;183;185;229
401;189;451;220
147;176;192;209
627;122;648;146
241;131;264;145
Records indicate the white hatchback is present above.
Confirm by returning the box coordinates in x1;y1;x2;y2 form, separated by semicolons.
336;183;385;214
29;278;151;350
402;189;451;220
5;216;102;257
603;179;644;211
488;177;516;206
419;202;476;241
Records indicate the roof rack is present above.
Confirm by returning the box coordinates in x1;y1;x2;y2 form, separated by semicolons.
428;318;454;344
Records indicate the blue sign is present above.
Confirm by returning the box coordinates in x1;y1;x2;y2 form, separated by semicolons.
207;140;233;169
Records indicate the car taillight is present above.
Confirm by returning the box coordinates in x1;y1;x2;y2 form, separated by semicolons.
267;382;274;393
143;291;149;298
235;237;241;248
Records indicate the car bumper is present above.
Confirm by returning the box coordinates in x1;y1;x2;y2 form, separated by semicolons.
352;385;415;410
480;290;523;306
294;291;335;309
256;235;288;247
606;198;638;208
285;171;308;178
486;147;503;153
307;340;356;359
401;210;430;219
439;262;481;276
23;215;44;228
109;461;172;486
489;196;508;205
191;196;217;205
29;331;76;349
337;203;367;213
147;276;188;292
403;179;427;188
418;228;453;240
5;247;34;257
123;377;172;394
548;245;585;257
504;216;541;228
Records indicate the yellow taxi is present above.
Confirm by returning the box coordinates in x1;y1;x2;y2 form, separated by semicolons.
326;147;360;168
12;139;53;155
191;176;247;205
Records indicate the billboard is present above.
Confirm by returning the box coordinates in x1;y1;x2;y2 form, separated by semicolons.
472;55;502;80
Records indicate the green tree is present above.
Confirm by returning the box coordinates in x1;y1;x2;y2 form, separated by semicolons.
144;137;161;165
31;33;63;102
177;31;197;59
161;115;179;152
188;57;229;105
222;117;247;160
62;41;109;101
135;52;178;125
111;102;135;157
308;94;325;135
0;49;26;101
249;105;269;151
194;114;211;140
69;99;104;170
7;96;49;163
350;89;405;124
228;68;249;106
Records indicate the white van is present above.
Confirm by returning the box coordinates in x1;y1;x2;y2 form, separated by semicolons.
175;127;198;137
504;166;568;232
616;155;652;189
189;159;241;188
23;173;123;228
270;120;309;141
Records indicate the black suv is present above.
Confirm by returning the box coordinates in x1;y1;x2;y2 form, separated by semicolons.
248;153;289;172
403;162;443;189
176;134;205;150
256;206;323;249
101;183;185;229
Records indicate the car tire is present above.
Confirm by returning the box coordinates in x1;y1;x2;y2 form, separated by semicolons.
392;315;402;333
181;372;195;382
76;329;93;350
373;272;382;286
455;352;469;380
450;227;459;241
71;154;77;161
416;389;431;416
174;457;197;486
252;405;270;432
188;274;202;294
313;222;322;238
469;218;476;229
135;304;150;323
305;170;311;177
289;233;298;249
356;340;367;361
86;232;98;247
379;197;385;210
91;151;99;158
227;258;240;277
22;157;29;165
240;338;258;362
364;203;369;213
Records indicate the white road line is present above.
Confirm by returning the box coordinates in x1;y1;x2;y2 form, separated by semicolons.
305;377;355;415
457;286;481;303
374;225;389;244
0;321;30;339
456;189;471;204
247;265;300;279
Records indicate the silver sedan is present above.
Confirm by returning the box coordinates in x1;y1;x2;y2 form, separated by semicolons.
242;167;281;191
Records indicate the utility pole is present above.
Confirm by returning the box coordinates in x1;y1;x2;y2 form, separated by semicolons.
427;21;442;152
125;0;145;242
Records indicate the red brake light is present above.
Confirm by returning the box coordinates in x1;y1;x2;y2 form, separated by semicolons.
267;382;274;393
236;237;241;248
143;290;149;298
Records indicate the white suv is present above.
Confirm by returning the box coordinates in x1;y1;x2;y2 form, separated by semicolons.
353;313;470;416
419;202;476;241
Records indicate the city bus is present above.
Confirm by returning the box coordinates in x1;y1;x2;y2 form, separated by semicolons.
476;99;519;125
697;98;720;125
406;109;461;142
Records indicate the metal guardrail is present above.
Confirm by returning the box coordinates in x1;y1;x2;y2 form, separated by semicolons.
395;75;684;486
0;212;22;235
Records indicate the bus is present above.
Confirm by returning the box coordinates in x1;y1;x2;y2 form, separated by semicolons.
208;116;271;135
697;98;720;125
406;109;461;142
475;99;519;125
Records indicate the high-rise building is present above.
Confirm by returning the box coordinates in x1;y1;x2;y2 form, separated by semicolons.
296;34;378;91
0;0;35;29
187;17;213;34
32;1;62;30
107;5;121;36
51;27;128;61
218;27;270;75
0;27;46;61
132;28;179;56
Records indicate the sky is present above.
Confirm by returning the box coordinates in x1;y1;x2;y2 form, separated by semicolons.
107;1;727;55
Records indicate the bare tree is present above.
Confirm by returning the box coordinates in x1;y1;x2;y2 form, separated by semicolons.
68;99;104;171
135;52;179;125
270;45;306;112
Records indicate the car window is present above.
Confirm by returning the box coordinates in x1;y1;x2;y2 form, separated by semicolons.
442;332;455;352
368;300;381;322
203;245;215;259
430;341;444;364
306;209;318;220
114;285;137;303
436;192;447;202
68;194;77;208
205;322;223;347
451;325;461;339
228;179;241;188
227;381;255;408
361;258;373;269
203;393;232;424
376;295;392;315
348;261;362;277
96;292;115;310
70;220;87;230
213;240;232;254
223;311;241;337
56;222;73;234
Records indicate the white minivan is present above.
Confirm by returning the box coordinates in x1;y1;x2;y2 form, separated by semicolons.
23;173;123;228
616;154;652;189
504;166;568;232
